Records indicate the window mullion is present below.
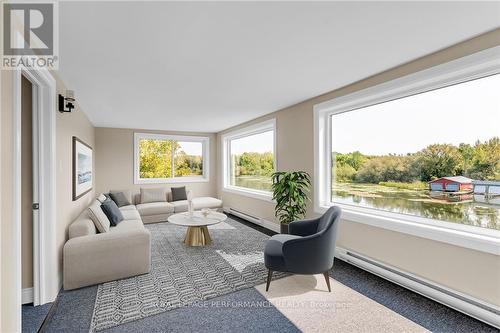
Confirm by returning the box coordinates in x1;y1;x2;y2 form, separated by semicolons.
171;140;175;178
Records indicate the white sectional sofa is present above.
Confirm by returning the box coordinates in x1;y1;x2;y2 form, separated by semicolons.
63;188;223;290
134;189;223;223
64;203;150;290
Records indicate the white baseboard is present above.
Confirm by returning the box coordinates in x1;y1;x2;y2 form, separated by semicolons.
223;206;280;233
22;287;33;305
335;247;500;329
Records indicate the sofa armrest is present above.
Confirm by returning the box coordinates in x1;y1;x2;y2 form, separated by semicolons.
63;229;151;290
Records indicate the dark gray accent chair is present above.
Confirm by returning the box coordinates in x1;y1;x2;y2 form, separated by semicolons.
264;206;341;292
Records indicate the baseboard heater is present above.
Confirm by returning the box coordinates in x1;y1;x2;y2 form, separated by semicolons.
223;207;279;233
335;248;500;329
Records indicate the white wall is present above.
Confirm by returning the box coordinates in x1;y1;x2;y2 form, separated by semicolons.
54;75;96;288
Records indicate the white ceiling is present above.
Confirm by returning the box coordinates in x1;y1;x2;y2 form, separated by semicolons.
58;1;500;133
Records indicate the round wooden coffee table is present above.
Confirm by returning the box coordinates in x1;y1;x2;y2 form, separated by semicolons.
167;211;227;246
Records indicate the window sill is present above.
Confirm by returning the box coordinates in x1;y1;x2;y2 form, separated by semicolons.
222;186;274;203
135;177;209;185
316;202;500;255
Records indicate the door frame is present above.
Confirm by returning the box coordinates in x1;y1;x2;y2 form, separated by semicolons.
13;65;57;315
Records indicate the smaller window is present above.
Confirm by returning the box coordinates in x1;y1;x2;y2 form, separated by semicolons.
134;133;209;184
222;119;276;200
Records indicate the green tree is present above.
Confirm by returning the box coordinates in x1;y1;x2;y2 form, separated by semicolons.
139;139;176;178
355;157;387;183
353;155;417;183
345;151;367;170
468;137;500;180
458;143;474;176
335;164;357;182
414;144;462;181
233;151;274;177
174;151;203;176
333;151;370;182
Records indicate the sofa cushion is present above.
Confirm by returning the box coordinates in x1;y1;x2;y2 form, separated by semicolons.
121;209;141;221
109;219;144;233
119;204;137;211
101;199;124;226
172;200;188;213
136;202;174;216
140;187;167;204
192;197;223;210
171;186;187;201
264;234;301;272
69;210;97;239
87;200;110;233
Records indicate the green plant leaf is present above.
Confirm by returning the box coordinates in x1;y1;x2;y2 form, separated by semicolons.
272;170;311;224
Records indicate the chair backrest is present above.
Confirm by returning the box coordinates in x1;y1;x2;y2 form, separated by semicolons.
317;206;341;233
282;206;341;274
316;206;341;269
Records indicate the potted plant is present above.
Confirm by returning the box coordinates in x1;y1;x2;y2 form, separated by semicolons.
271;171;311;234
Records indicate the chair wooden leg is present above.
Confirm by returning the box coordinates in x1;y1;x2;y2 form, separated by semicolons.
266;269;273;292
323;271;331;292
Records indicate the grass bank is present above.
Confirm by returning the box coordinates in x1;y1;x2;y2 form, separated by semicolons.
378;181;427;191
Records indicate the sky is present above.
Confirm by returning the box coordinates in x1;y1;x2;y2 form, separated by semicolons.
178;141;203;156
230;130;274;154
331;74;500;155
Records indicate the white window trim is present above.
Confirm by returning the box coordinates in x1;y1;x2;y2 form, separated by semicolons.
221;118;277;201
314;46;500;255
134;132;209;184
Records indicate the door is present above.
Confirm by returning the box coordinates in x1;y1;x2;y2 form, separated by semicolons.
430;183;443;191
31;83;41;306
21;75;41;306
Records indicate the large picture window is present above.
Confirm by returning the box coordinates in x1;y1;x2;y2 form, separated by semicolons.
134;133;209;183
222;119;276;199
329;74;499;231
315;48;500;241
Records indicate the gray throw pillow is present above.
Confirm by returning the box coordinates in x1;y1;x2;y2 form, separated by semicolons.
109;191;131;207
171;186;187;201
101;199;124;226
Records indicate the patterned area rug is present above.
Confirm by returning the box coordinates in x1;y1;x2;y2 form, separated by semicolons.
89;218;284;332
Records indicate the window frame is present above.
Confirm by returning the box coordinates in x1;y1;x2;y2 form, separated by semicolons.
134;132;210;184
221;118;277;201
314;46;500;255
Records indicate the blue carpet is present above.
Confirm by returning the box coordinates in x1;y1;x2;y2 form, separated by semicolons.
39;216;497;332
331;258;497;333
101;288;300;333
22;303;52;333
40;286;97;333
